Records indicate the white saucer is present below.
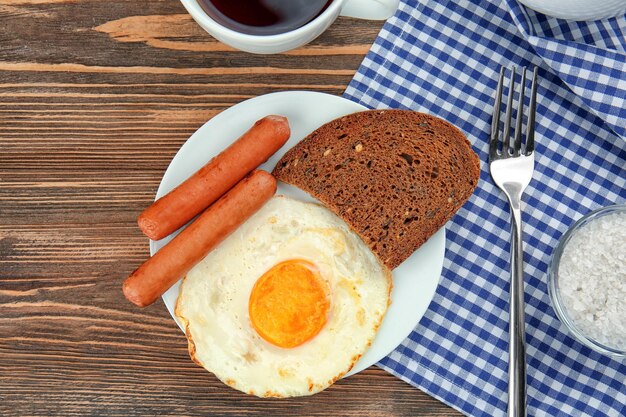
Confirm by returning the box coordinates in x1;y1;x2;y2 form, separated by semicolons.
152;91;445;376
519;0;626;21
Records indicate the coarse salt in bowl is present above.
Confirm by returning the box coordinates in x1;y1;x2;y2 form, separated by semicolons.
548;204;626;359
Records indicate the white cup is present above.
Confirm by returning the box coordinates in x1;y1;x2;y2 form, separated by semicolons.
178;0;400;54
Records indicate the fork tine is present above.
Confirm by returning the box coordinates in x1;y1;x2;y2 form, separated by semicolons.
525;67;538;155
490;67;505;161
513;68;526;157
502;67;515;158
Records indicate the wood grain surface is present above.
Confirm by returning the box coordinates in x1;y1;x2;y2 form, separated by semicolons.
0;1;462;416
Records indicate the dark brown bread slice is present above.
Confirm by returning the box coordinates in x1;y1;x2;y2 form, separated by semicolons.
272;109;480;270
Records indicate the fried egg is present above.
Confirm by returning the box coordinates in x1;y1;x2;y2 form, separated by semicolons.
175;196;391;397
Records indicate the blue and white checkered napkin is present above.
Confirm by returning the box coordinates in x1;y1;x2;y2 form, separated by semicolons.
343;0;626;415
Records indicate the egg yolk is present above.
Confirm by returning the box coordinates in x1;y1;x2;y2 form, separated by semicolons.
249;260;330;349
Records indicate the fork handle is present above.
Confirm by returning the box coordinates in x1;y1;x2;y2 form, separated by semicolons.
507;197;527;417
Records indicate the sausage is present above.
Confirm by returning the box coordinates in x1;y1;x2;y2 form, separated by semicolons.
138;115;289;241
123;170;277;307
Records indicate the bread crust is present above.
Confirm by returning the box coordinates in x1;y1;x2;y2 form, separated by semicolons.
273;110;480;270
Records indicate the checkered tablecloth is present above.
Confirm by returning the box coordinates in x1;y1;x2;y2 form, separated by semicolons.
343;1;626;416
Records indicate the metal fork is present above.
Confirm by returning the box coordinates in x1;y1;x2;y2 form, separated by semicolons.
489;66;538;417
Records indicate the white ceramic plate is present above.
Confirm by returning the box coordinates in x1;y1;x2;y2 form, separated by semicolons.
153;91;445;376
518;0;626;21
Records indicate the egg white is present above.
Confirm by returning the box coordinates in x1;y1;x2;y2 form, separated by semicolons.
175;196;391;397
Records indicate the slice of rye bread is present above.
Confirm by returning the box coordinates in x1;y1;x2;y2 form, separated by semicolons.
272;109;480;270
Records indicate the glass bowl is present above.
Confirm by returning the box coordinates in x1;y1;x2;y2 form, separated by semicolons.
548;204;626;359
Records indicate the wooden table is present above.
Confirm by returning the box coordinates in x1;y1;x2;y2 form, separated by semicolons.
0;1;462;416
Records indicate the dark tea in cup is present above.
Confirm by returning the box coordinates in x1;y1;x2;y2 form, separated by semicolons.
197;0;334;35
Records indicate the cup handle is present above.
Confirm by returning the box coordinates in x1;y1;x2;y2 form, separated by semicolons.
339;0;399;20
